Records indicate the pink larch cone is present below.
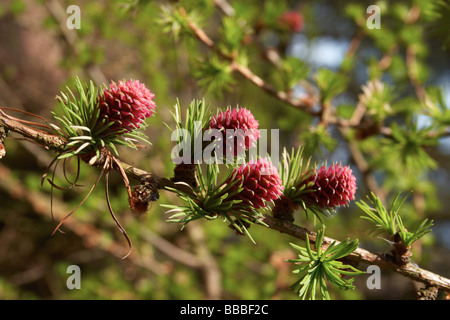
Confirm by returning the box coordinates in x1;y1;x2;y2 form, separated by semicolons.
98;80;156;134
208;107;260;156
300;164;357;209
226;158;284;209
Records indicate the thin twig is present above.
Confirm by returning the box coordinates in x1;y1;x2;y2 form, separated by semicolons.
213;0;235;17
338;125;386;204
181;7;450;142
0;109;66;150
406;45;427;103
181;9;319;116
140;229;202;269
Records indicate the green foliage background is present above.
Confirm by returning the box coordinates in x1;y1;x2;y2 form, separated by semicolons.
0;0;449;300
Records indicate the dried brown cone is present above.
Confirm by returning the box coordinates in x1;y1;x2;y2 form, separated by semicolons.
129;179;160;215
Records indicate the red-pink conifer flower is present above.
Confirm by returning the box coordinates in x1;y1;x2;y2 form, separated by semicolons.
98;80;156;134
278;11;304;33
226;158;283;209
208;107;260;156
300;164;357;209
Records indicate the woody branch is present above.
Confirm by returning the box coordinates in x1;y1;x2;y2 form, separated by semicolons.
1;109;449;293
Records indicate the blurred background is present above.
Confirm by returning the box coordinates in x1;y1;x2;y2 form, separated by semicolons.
0;0;449;299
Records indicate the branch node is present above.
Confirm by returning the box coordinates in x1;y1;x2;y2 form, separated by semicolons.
390;232;412;267
171;163;198;188
272;195;296;222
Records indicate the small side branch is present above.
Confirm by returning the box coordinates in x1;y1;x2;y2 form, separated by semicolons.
0;110;66;151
